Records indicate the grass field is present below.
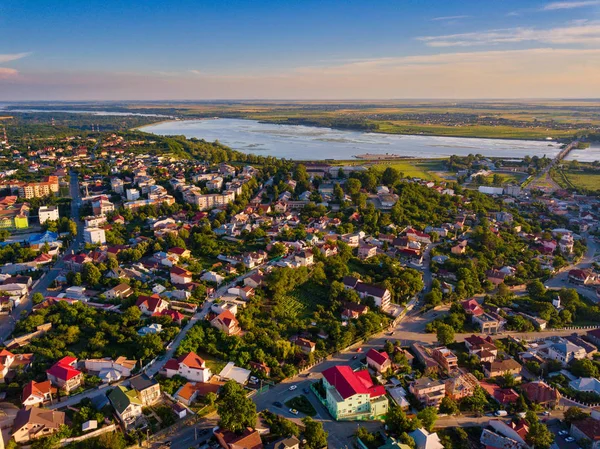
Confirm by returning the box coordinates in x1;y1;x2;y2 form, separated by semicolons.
285;395;317;416
279;281;329;318
369;159;446;181
562;170;600;192
197;351;226;374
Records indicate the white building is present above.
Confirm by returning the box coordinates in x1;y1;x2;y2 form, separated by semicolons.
84;227;106;245
126;188;140;201
38;206;59;224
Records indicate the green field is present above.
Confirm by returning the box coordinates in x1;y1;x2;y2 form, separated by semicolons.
562;170;600;192
376;121;577;140
369;159;446;181
279;281;329;318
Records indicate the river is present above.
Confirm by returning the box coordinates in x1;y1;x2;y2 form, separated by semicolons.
141;118;561;160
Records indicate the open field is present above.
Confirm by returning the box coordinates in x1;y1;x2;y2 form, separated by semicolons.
554;168;600;192
368;159;446;180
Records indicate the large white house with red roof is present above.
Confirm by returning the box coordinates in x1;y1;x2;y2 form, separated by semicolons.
163;351;212;383
46;356;83;392
321;365;388;420
135;294;168;315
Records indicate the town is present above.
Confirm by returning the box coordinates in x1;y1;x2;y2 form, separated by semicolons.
0;110;597;449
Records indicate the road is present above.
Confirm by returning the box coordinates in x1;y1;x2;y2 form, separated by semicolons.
545;232;599;303
525;141;576;193
0;171;84;342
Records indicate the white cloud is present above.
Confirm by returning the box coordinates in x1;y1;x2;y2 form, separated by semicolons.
0;68;18;78
417;21;600;47
431;15;470;21
0;52;30;64
543;1;600;10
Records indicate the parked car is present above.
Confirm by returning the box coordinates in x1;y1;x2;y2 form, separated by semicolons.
273;401;283;408
303;388;309;394
542;411;550;416
289;385;297;391
352;355;358;360
289;408;299;415
565;437;575;443
495;410;508;417
558;431;568;436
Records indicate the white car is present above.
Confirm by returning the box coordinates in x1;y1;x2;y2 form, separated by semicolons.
565;437;575;443
558;431;568;436
289;408;299;415
288;385;297;391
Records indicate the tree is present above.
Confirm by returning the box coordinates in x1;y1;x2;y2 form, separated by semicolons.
32;292;45;305
424;289;443;307
462;386;488;415
346;178;362;195
571;359;599;378
417;407;438;432
95;431;127;449
302;417;328;449
218;380;257;433
564;407;590;425
82;263;102;286
436;323;455;345
205;392;217;407
525;421;554;449
439;397;459;415
527;280;546;300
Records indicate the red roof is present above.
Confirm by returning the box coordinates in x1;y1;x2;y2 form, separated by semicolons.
177;352;206;370
155;309;184;322
462;299;484;316
163;359;180;371
495;388;520;404
46;356;81;381
136;294;165;313
366;349;390;366
322;366;385;400
171;266;192;277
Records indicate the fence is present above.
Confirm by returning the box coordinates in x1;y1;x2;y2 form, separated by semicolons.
59;424;117;446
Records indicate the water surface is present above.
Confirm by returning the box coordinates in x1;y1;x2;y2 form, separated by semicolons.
141;119;561;160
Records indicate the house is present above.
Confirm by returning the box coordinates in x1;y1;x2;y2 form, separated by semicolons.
214;427;263;449
464;335;498;362
462;299;484;317
405;228;432;245
520;381;561;408
486;270;507;285
480;428;525;449
84;356;136;381
321;365;388;420
163;351;212;383
294;250;314;267
137;323;163;336
409;429;444;449
12;407;66;443
445;372;479;400
431;347;458;373
168;247;191;259
570;417;600;449
21;380;56;407
244;272;264;289
0;349;33;383
411;343;440;375
108;386;143;428
569;378;600;395
249;361;271;378
129;373;161;405
586;328;600;346
473;311;505;334
409;377;446;408
358;244;377;260
271;436;301;449
569;269;592;285
38;205;59;224
135;294;168;315
104;283;133;300
219;362;251;385
483;358;522;379
547;341;586;366
171;266;193;284
342;276;391;309
366;349;391;373
451;241;467;255
46;356;83;392
210;310;241;336
293;337;316;354
174;382;200;406
83;227;106;245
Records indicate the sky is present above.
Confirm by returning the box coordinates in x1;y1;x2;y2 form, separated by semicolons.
1;0;600;100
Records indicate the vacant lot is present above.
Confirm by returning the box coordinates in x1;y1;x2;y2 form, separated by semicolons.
562;170;600;192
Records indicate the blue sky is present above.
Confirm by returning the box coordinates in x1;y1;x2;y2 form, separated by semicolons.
1;0;600;99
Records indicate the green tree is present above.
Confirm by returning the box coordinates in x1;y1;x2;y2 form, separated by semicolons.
564;407;590;425
302;417;328;449
218;380;257;433
439;397;459;415
436;323;455;345
417;407;438;432
525;421;554;449
424;289;443;307
571;359;599;378
32;292;45;305
526;280;546;300
82;263;102;286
